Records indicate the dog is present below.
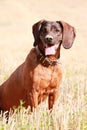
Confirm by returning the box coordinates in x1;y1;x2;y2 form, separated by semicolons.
0;20;76;112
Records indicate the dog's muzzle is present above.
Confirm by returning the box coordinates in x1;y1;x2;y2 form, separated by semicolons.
45;35;53;43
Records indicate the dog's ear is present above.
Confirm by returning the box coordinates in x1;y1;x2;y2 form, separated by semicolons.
59;21;76;49
32;20;44;46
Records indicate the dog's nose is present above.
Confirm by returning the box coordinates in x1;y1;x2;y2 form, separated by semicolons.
45;35;53;42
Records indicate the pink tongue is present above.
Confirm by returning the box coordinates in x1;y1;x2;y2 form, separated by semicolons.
45;44;59;56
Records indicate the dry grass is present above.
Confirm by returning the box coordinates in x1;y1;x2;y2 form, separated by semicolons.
0;68;87;130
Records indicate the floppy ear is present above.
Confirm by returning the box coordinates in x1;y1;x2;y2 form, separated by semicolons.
59;21;76;49
32;20;44;46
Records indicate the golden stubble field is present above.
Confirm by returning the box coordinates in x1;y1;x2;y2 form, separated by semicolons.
0;0;87;129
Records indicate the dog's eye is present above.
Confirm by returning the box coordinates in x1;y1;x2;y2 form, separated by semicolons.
54;28;60;32
41;27;47;33
52;27;60;33
55;29;60;32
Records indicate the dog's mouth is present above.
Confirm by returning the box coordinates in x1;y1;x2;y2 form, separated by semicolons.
40;35;60;56
44;43;59;56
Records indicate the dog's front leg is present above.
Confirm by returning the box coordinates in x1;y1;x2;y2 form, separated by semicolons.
48;89;58;110
30;89;38;112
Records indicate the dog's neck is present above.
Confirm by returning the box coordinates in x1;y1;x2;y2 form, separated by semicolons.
35;45;61;67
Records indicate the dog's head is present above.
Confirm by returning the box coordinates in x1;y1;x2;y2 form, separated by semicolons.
32;20;76;56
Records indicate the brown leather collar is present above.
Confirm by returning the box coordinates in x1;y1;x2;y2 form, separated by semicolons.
35;46;60;67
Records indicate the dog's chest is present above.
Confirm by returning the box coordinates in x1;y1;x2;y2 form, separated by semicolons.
33;65;61;91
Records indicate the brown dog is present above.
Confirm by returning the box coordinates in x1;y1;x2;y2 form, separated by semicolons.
0;20;76;111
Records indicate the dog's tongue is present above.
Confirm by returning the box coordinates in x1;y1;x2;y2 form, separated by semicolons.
45;44;59;56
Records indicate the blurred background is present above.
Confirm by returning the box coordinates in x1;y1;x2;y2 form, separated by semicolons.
0;0;87;81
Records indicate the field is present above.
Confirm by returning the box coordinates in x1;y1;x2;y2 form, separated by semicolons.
0;0;87;129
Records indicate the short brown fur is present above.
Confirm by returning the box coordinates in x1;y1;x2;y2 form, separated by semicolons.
0;20;76;111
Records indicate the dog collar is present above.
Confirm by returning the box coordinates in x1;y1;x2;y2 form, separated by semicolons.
35;46;60;67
